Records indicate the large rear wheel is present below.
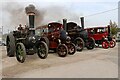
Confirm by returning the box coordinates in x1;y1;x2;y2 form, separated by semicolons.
6;34;16;57
41;37;49;48
86;37;95;50
37;41;48;59
16;43;26;63
75;38;84;51
57;44;68;57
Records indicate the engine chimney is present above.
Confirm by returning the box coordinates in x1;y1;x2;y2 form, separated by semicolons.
27;12;35;35
63;19;67;31
108;25;111;36
80;17;84;29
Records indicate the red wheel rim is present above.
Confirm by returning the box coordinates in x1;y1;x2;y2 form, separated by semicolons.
102;41;109;49
109;40;116;48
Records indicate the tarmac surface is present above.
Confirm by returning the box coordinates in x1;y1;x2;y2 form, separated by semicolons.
1;43;119;78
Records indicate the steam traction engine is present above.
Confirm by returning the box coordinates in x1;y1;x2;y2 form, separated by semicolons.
86;25;116;49
6;6;48;63
37;20;76;57
65;17;95;51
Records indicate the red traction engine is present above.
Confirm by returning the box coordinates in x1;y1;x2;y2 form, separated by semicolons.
86;26;116;49
38;21;76;57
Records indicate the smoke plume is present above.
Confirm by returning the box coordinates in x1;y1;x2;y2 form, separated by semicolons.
1;2;80;33
25;4;45;27
25;4;36;14
2;2;45;32
2;2;27;30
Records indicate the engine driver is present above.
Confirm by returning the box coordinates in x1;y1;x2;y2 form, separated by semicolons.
18;24;23;32
60;27;67;41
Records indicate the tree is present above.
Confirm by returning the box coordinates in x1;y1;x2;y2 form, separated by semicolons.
118;28;120;32
109;20;118;36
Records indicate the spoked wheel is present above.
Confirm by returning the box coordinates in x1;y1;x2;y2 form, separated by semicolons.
102;41;109;49
109;39;116;48
57;44;68;57
86;37;95;50
67;43;76;55
6;34;16;57
75;38;84;51
37;41;48;59
16;43;26;63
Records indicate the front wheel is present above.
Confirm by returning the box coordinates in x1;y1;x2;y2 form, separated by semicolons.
67;43;76;55
86;37;95;50
102;41;109;49
16;43;26;63
57;44;68;57
109;40;116;48
37;41;48;59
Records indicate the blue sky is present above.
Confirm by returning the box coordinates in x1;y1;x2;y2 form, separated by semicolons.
0;0;119;33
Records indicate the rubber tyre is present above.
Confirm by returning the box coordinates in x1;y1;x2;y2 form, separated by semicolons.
16;43;26;63
41;37;49;48
67;43;76;55
37;41;48;59
74;37;84;51
86;37;95;50
57;44;68;57
6;34;16;57
102;41;109;49
109;39;116;48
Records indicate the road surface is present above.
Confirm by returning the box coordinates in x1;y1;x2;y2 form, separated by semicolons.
1;43;118;78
